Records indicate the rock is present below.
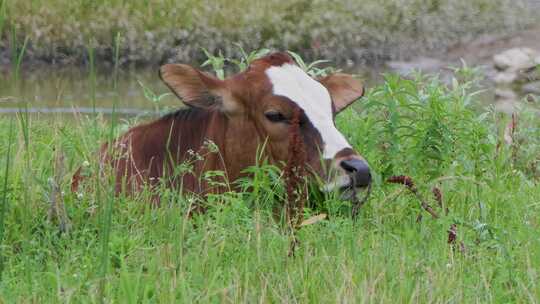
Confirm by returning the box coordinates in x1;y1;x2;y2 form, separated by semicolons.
493;48;539;72
493;71;518;84
495;88;518;100
522;81;540;95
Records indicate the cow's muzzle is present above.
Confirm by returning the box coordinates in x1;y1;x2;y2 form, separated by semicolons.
339;158;371;188
321;157;372;199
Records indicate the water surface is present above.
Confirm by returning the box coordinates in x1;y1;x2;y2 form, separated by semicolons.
0;65;535;117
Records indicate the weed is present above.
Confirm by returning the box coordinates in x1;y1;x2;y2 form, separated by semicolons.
0;50;539;302
9;27;28;82
0;0;6;40
0;117;14;281
137;81;171;115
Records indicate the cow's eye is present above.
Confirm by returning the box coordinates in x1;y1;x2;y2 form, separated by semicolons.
264;111;287;123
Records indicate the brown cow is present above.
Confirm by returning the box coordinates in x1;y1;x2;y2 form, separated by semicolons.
73;52;371;201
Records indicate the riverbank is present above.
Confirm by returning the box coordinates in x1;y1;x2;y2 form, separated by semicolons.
0;0;536;67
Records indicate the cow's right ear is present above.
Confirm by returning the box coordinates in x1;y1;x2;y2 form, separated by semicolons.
159;64;239;112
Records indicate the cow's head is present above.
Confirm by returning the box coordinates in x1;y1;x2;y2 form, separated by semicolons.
160;52;371;197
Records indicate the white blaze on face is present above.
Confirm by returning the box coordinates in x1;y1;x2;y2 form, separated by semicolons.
266;64;351;159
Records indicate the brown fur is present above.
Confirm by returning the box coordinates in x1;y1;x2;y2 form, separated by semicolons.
72;52;367;203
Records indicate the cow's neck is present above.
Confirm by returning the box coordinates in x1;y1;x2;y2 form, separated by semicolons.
167;108;262;190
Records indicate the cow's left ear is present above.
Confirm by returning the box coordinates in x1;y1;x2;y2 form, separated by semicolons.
319;73;364;113
159;64;240;113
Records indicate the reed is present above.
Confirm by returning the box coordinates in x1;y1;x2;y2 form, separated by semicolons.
97;31;122;301
0;0;6;40
0;117;14;281
9;27;28;82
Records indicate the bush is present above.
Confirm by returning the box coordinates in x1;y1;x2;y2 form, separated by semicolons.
1;0;535;66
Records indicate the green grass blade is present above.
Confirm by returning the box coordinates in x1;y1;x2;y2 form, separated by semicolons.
0;116;15;281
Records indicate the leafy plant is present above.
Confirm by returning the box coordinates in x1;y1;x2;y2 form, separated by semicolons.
228;44;270;72
137;81;171;114
9;27;28;82
287;50;337;77
201;48;226;80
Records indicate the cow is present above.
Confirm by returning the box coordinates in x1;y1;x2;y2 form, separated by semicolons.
72;52;371;204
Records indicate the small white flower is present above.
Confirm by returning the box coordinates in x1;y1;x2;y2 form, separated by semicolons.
82;160;90;167
77;192;84;199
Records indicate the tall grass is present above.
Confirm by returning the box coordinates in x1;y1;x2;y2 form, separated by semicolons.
0;0;6;40
97;31;122;301
0;117;14;281
87;43;97;115
0;50;539;302
9;27;28;82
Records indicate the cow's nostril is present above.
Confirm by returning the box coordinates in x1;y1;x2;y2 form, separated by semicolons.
339;159;372;187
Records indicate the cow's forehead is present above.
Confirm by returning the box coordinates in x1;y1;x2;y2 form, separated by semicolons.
265;63;351;159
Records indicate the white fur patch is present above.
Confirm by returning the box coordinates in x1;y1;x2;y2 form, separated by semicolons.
266;64;351;159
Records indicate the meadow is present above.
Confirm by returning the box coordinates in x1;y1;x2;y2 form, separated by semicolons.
0;49;539;302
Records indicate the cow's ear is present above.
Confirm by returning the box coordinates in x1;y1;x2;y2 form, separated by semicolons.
159;64;239;112
319;73;364;113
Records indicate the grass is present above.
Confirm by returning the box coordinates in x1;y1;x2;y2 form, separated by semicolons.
0;0;536;65
0;116;14;281
0;51;539;302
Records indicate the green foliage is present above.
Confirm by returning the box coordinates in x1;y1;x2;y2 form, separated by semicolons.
0;0;534;65
287;50;336;77
9;27;28;81
0;50;539;302
0;117;14;281
201;48;227;80
0;0;6;40
228;45;270;72
137;80;172;114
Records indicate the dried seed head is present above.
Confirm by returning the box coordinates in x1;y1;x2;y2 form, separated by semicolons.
387;175;416;191
284;107;307;226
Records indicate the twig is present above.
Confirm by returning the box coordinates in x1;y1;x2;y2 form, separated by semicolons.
447;224;467;254
432;186;448;215
387;175;469;254
287;233;299;257
387;175;439;219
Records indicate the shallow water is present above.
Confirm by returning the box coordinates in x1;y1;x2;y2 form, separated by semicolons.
0;65;384;115
0;66;178;114
0;65;535;117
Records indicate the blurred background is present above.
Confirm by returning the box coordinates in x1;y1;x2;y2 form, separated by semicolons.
1;0;539;113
